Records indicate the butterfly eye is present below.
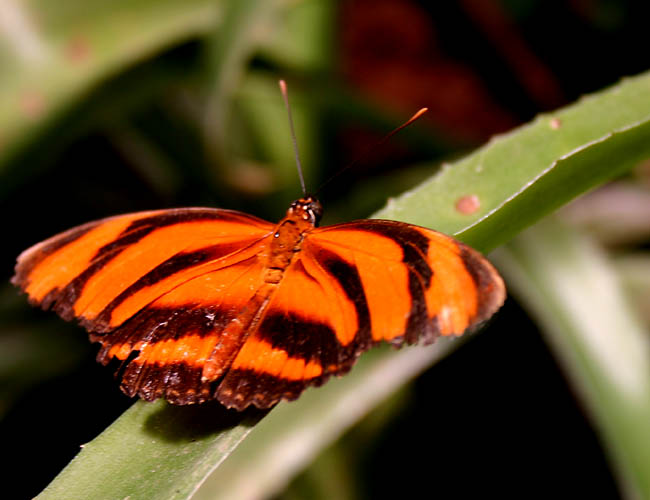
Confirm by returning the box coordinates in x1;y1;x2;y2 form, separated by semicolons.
304;197;323;224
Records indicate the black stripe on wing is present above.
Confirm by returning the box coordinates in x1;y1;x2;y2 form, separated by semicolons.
88;240;263;332
311;220;438;345
94;304;232;404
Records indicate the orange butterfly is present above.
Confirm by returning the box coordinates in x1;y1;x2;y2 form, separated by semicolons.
12;198;504;410
12;85;505;410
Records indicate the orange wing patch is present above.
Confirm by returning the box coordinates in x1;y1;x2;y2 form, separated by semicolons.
306;225;413;344
13;198;505;410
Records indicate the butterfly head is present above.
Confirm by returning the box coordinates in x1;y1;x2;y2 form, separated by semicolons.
288;196;323;227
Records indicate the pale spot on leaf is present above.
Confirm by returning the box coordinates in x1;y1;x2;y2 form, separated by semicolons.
455;194;480;215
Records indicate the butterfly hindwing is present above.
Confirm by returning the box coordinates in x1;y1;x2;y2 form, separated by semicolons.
216;258;364;409
97;252;269;404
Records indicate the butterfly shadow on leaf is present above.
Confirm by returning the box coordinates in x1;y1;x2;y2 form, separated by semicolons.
143;400;270;443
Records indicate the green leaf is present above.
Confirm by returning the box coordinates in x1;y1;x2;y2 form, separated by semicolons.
201;1;329;199
493;218;650;499
259;0;335;71
235;72;322;195
35;71;650;499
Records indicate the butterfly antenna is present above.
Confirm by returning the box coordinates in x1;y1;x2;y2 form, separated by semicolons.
279;80;307;196
315;107;428;195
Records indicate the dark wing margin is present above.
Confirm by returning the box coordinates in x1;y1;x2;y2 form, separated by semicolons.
457;243;506;325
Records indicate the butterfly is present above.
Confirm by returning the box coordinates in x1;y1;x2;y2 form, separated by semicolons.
12;195;505;410
12;81;505;410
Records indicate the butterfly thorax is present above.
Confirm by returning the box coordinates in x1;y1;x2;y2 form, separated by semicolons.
203;196;323;382
264;196;322;284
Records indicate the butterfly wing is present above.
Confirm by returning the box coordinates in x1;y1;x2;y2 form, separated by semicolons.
13;208;276;403
215;219;505;410
308;220;505;341
97;249;270;404
14;208;273;326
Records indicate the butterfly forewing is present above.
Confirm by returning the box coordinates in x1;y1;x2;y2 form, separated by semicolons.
14;208;273;328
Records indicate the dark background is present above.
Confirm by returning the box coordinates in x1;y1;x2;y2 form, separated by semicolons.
2;1;649;498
